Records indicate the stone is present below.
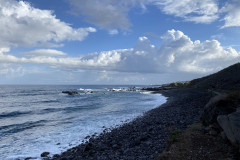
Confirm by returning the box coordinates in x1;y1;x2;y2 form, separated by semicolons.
217;110;240;145
201;94;238;128
53;154;60;158
62;91;79;95
41;152;50;157
112;144;118;149
209;129;218;136
84;143;93;152
202;126;210;133
220;131;227;140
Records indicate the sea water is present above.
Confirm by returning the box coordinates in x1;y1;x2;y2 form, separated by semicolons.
0;85;166;160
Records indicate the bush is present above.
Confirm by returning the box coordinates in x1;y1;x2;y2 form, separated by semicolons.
169;130;181;142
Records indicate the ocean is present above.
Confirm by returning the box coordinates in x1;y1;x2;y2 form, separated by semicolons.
0;85;166;160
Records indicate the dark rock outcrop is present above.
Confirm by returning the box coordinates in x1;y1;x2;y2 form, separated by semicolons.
217;108;240;146
201;92;239;128
201;91;240;147
62;91;79;95
41;152;50;157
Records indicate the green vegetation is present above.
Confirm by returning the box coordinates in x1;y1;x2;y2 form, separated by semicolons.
225;91;240;101
188;123;202;131
206;91;240;110
168;82;189;88
169;130;181;142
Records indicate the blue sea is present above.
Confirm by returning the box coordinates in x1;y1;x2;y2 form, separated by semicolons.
0;85;166;160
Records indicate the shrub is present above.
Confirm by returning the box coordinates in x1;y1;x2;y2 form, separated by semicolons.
169;130;181;142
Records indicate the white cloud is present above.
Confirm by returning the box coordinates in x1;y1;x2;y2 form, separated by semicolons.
151;0;219;23
67;0;240;30
221;0;240;28
0;29;239;75
0;0;96;48
21;49;67;57
0;48;10;54
109;29;119;35
158;30;240;73
0;64;25;78
0;48;122;70
211;33;225;40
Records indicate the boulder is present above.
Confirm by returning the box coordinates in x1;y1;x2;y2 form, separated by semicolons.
62;91;79;95
41;152;50;157
217;109;240;145
201;93;239;128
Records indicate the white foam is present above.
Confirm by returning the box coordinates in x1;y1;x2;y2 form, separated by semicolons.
140;91;154;94
78;88;92;91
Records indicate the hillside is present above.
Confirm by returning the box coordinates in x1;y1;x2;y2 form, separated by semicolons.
188;63;240;90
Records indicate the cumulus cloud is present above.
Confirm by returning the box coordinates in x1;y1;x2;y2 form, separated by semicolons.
221;0;240;28
151;0;219;23
0;0;96;48
157;30;240;73
0;30;239;75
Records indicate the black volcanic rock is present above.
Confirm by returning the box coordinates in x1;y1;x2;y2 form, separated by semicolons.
62;91;79;95
217;109;240;145
41;152;50;157
201;91;240;128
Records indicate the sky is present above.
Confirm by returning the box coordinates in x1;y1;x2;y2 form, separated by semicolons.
0;0;240;85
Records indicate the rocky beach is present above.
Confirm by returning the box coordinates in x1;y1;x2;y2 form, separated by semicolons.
47;88;212;160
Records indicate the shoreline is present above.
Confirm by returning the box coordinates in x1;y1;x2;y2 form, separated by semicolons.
49;88;212;160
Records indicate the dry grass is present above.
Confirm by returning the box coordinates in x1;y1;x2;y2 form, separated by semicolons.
156;123;239;160
205;91;240;110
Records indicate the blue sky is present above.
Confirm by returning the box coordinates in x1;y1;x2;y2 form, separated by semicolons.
0;0;240;85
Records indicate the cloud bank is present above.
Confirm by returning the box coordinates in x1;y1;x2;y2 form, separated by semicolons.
1;30;239;75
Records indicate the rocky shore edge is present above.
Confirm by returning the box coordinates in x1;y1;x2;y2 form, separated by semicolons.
37;88;211;160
